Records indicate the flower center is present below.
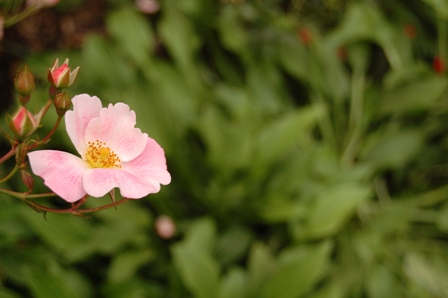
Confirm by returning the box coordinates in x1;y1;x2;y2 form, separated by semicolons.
86;140;121;169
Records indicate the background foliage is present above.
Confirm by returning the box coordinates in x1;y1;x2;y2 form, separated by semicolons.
2;0;448;297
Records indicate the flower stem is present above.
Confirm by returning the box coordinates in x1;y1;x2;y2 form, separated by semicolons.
24;197;130;214
27;116;62;151
0;187;57;199
0;147;16;164
4;6;37;27
0;165;18;183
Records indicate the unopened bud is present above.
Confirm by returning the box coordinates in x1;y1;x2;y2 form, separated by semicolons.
21;170;34;193
14;65;35;98
155;215;176;239
53;92;72;116
7;107;37;139
47;58;80;89
15;143;27;165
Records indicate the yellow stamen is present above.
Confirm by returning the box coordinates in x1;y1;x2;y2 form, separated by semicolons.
86;140;121;168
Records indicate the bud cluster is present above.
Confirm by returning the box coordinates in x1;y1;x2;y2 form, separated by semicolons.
1;58;80;215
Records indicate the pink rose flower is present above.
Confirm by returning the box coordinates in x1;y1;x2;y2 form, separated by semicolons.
28;94;171;202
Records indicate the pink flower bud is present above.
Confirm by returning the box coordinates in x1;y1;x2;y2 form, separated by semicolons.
136;0;160;14
155;215;176;239
47;58;80;89
8;107;37;139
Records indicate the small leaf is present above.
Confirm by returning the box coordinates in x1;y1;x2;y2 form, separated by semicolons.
108;249;154;282
218;268;246;298
261;241;332;298
172;243;220;298
246;243;276;297
379;76;448;114
361;130;423;170
306;183;371;238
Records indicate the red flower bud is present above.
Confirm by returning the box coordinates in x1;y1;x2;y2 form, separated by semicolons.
433;56;446;75
404;24;416;40
298;28;313;45
47;58;80;89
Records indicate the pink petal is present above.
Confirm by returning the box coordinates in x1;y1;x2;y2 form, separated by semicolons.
84;102;147;161
122;137;171;186
65;94;102;158
27;150;90;202
82;168;159;199
83;137;171;199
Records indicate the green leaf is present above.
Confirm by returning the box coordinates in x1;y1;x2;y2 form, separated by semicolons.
379;76;448;114
108;249;154;282
306;183;371;238
259;194;307;223
20;210;92;261
218;268;246;298
361;130;423;170
218;5;249;55
183;217;217;253
277;36;307;80
171;242;220;298
107;6;155;65
260;241;332;298
26;265;81;298
158;4;200;69
0;287;21;298
422;0;448;18
366;264;403;298
253;105;324;172
103;279;156;298
82;35;135;87
215;226;252;265
171;218;220;298
246;243;275;297
404;253;448;296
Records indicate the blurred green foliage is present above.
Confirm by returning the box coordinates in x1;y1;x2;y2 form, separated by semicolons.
2;0;448;297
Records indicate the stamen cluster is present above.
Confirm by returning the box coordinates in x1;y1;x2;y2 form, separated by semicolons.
86;140;121;168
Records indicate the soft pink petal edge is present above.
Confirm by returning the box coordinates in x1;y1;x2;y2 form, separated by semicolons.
84;102;147;161
65;94;102;158
28;150;90;202
83;168;160;199
122;137;171;186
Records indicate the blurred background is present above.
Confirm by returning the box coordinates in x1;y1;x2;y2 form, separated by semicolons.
2;0;448;297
